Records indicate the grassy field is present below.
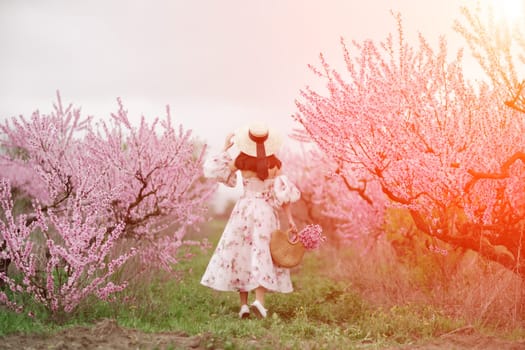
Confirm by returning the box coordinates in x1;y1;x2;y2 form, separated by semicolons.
1;219;524;349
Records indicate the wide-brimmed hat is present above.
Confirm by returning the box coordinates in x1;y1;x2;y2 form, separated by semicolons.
233;121;283;157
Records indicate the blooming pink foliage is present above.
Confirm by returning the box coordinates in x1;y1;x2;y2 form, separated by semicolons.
0;179;133;315
83;98;215;270
293;14;525;275
0;92;215;315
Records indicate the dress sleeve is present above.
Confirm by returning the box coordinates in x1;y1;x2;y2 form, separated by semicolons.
203;152;237;187
273;175;300;206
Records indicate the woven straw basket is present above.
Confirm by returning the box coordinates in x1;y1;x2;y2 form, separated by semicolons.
270;229;306;268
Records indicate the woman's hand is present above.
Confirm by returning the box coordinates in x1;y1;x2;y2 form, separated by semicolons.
223;132;235;151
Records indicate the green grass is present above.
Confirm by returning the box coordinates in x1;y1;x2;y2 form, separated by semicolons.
0;220;466;349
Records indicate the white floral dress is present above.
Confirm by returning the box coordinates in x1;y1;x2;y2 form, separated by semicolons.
201;152;300;293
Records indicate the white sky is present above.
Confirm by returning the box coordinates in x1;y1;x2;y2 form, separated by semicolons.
0;0;473;154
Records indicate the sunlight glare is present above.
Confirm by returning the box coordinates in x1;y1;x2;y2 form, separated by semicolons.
491;0;524;23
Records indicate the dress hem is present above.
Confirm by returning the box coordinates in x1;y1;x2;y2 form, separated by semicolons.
200;281;293;294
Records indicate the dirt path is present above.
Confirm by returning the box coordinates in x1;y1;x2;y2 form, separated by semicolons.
2;320;525;349
390;326;525;350
0;319;214;350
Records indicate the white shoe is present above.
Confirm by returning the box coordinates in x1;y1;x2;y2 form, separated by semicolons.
250;300;267;318
238;304;250;319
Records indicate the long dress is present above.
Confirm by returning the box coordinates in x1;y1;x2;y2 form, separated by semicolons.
200;151;300;293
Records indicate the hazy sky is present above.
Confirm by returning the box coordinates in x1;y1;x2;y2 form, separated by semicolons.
0;0;475;154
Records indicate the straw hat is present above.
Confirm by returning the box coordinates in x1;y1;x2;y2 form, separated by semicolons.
233;121;283;157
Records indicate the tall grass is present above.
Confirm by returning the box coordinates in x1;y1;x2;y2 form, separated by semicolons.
322;236;525;333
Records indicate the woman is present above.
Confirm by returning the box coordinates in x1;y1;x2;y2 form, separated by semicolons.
200;122;300;319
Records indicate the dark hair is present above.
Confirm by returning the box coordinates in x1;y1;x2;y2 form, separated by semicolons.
234;152;282;180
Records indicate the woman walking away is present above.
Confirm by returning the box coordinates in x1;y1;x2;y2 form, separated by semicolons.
201;121;300;319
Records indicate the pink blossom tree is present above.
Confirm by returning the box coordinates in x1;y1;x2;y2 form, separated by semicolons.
0;92;215;317
294;13;525;277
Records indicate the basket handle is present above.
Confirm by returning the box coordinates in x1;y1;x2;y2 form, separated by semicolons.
287;227;300;244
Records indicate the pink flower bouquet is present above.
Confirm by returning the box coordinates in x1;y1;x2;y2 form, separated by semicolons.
297;224;325;250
